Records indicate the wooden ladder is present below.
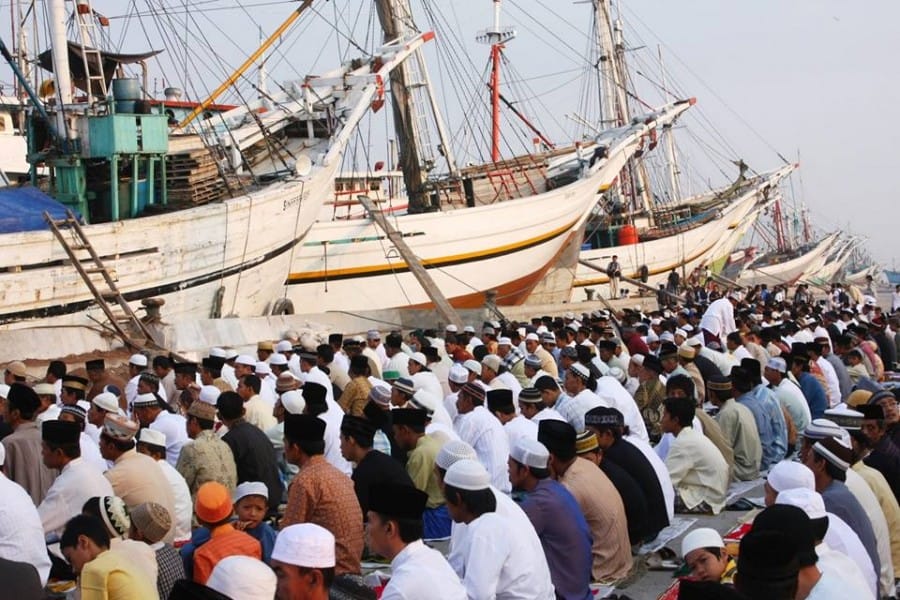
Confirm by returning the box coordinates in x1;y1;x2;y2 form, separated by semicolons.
43;210;156;350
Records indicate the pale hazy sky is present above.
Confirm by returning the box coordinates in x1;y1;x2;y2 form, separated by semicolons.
6;1;896;268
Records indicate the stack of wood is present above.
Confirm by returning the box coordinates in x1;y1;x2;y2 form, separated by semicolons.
164;148;227;205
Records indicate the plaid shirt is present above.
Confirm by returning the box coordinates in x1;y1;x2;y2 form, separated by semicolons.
155;543;185;599
501;346;525;370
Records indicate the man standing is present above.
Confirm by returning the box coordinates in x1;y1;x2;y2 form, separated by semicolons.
176;399;237;501
508;437;592;600
281;414;364;575
698;293;739;349
366;484;466;599
538;420;632;583
606;255;621;299
3;383;57;504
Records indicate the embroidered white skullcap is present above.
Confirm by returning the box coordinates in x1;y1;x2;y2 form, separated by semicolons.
233;481;269;503
675;328;688;339
269;353;288;366
463;325;475;334
766;460;815;493
224;348;238;360
436;439;478;471
281;390;305;415
687;335;704;347
275;340;293;353
209;347;227;358
448;364;468;384
272;523;335;568
207;556;277;600
132;393;158;409
137;428;166;448
444;459;491;491
409;352;428;367
497;337;512;346
569;363;591;381
659;331;675;343
463;359;482;375
525;333;540;342
630;354;645;366
510;438;549;469
775;488;828;520
681;528;724;558
445;324;458;333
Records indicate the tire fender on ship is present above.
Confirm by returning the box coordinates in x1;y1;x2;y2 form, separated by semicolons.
639;265;649;283
270;298;295;316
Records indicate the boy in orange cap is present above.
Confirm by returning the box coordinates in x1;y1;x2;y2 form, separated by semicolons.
191;481;261;584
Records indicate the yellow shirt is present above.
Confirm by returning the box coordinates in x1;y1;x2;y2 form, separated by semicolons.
80;548;159;600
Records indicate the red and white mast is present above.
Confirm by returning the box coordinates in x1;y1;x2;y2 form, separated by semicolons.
477;0;516;162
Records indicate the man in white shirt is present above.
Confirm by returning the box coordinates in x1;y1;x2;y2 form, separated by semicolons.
0;442;51;585
453;383;511;493
563;363;606;432
124;353;149;408
37;420;113;537
409;352;444;401
698;294;739;349
135;428;193;544
486;389;537;449
442;459;555;599
366;483;466;600
131;392;188;466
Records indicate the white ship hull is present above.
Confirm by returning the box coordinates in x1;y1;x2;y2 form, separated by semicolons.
736;232;839;287
281;103;692;313
570;166;793;298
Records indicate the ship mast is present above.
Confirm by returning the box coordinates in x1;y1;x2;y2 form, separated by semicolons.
374;0;429;210
476;0;516;163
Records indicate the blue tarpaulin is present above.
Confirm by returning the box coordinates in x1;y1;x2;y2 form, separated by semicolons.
0;186;79;233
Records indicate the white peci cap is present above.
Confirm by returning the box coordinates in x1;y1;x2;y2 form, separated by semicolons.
681;528;724;558
510;438;549;469
207;556;276;600
92;392;121;414
233;481;269;503
443;459;491;491
137;428;166;448
448;364;468;384
235;354;256;367
272;523;335;568
766;460;815;493
436;439;479;471
775;487;827;520
129;354;148;367
280;390;305;415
